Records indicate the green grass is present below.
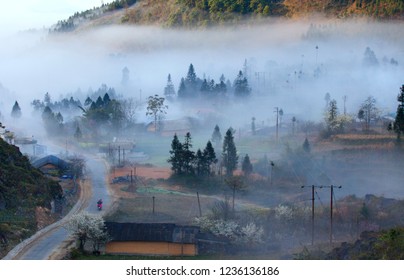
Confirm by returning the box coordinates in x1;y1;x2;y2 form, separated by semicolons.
69;249;221;260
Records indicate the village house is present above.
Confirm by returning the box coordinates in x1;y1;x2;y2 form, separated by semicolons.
105;222;200;256
104;222;229;257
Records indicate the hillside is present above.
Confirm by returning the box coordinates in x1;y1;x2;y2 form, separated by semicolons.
51;0;404;32
0;137;63;258
296;227;404;259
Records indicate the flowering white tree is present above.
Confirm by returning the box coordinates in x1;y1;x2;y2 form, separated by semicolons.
64;211;109;252
238;223;264;244
194;216;264;245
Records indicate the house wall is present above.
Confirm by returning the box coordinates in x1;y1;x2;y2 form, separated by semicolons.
105;241;197;256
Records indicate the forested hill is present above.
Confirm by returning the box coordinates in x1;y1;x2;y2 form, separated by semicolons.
52;0;404;32
0;137;62;257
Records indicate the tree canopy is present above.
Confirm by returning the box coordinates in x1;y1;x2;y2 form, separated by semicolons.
222;128;238;176
11;101;21;119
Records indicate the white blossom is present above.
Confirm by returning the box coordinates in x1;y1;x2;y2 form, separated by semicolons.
64;211;109;251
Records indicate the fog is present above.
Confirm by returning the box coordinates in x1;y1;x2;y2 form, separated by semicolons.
1;19;404;196
2;20;403;115
3;19;404;258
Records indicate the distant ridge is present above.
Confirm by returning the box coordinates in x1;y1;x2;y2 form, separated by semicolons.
51;0;404;32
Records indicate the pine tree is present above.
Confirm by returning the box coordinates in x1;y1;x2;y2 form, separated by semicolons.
222;128;238;176
326;99;339;133
11;101;22;118
182;63;199;98
182;132;195;174
84;97;93;106
212;124;222;147
363;46;379;67
393;85;404;141
103;93;111;105
220;74;226;83
195;149;204;176
56;112;64;124
215;80;227;97
42;106;58;135
234;70;251;98
95;96;104;108
74;125;83;140
121;66;130;86
164;74;176;99
177;78;187;99
44;92;51;106
168;134;184;175
186;63;197;87
303;138;311;153
203;140;217;175
242;154;253;177
251;117;256;135
200;79;210;96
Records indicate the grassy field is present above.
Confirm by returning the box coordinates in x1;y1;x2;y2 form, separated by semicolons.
96;130;404;260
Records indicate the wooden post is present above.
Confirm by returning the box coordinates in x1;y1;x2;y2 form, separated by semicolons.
311;185;315;246
330;185;334;244
197;192;202;217
118;145;121;166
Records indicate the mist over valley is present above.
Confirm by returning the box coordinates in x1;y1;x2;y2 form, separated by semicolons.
2;7;404;259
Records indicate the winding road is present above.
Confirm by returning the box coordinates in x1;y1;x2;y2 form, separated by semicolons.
2;155;111;260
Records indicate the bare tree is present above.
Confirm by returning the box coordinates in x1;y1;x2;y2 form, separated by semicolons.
224;176;246;213
67;155;86;178
146;95;168;132
122;97;142;127
358;96;380;132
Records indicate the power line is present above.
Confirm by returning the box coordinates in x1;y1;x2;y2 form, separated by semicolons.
301;185;322;246
315;190;324;207
301;185;342;245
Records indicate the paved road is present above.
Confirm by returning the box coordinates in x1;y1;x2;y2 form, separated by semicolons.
3;154;110;260
86;157;111;214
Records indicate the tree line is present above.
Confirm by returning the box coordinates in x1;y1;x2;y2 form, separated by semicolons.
168;126;255;178
164;63;251;101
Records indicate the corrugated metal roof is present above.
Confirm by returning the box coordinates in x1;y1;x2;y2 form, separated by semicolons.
105;222;199;243
32;155;69;169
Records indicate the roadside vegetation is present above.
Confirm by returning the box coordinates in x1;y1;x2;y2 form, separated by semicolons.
0;137;63;258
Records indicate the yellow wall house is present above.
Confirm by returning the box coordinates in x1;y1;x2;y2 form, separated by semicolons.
105;222;200;256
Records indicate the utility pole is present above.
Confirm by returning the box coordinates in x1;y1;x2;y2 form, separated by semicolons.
343;95;347;116
301;185;321;246
197;192;202;217
301;185;342;245
152;196;155;215
274;107;279;142
118;145;121;166
269;161;275;186
329;185;341;243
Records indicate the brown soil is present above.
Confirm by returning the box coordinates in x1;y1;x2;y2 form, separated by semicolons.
110;165;171;180
108;165;172;199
